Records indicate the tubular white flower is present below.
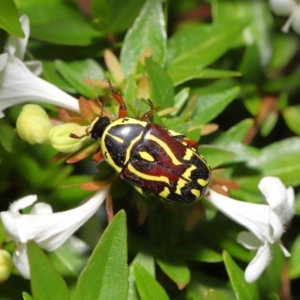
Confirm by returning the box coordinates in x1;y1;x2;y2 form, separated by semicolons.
269;0;300;34
0;15;79;118
0;187;109;279
206;176;294;283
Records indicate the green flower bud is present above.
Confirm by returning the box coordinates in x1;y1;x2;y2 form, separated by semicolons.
0;249;12;281
16;104;53;144
49;123;89;153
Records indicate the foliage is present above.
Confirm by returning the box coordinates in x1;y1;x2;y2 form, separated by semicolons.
0;0;300;299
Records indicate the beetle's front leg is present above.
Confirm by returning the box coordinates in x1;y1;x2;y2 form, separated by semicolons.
93;147;104;163
105;78;127;118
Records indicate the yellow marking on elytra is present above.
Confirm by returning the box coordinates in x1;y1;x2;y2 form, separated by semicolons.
168;129;182;137
124;131;144;164
107;133;124;144
191;189;201;198
198;178;208;187
183;148;194;161
128;164;170;184
139;151;155;162
159;186;170;198
175;178;187;195
181;165;196;180
148;135;182;165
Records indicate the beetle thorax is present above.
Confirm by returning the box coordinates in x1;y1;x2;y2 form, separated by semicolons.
90;116;111;140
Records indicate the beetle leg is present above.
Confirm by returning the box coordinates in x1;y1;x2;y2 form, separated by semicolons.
93;148;103;163
105;78;127;118
140;99;154;121
183;137;199;149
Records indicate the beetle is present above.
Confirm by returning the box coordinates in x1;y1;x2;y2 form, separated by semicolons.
70;79;211;204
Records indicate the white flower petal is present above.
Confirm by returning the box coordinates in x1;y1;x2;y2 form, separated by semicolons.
5;15;30;60
206;190;272;242
279;243;291;257
244;240;272;283
237;231;262;250
9;195;37;213
269;0;297;16
0;53;8;71
13;244;30;279
30;203;53;215
1;187;109;251
24;60;43;76
0;54;79;118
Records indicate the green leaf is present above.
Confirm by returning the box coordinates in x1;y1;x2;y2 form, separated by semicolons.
27;241;70;300
169;242;223;263
289;234;300;279
128;252;155;300
134;263;170;300
55;59;105;98
156;256;190;286
74;210;129;300
0;0;25;37
206;289;219;300
282;105;300;136
248;137;300;186
223;251;259;300
166;22;246;72
145;58;174;109
22;292;34;300
211;0;272;66
192;86;240;125
169;68;241;86
92;0;145;34
200;146;235;169
30;19;101;46
225;119;254;142
0;120;22;153
120;0;166;77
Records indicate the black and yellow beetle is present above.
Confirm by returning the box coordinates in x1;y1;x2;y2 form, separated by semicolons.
70;79;211;204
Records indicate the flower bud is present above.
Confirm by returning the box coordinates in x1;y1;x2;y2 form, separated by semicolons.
16;104;53;144
49;123;89;153
0;249;12;281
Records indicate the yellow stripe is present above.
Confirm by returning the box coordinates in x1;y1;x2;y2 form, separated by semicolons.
175;178;187;195
181;165;196;180
197;178;208;187
183;148;193;161
106;133;124;144
148;135;182;166
191;189;200;198
139;151;155;162
124;132;144;164
128;164;170;184
159;187;170;198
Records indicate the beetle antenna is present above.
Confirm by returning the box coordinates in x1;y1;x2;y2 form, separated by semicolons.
96;96;104;117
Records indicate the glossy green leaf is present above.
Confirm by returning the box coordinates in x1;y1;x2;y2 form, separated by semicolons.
282;105;300;136
134;263;169;300
211;0;272;66
92;0;145;34
200;146;235;169
22;292;34;300
128;252;155;300
166;22;246;72
225;119;254;142
124;75;138;117
27;241;70;300
145;58;174;109
248;137;300;186
156;256;190;285
42;61;76;94
74;210;128;300
55;59;105;98
30;19;101;46
289;234;300;279
0;0;25;37
169;242;222;263
169;68;241;86
223;251;259;300
120;0;166;77
260;111;278;136
192;86;240;125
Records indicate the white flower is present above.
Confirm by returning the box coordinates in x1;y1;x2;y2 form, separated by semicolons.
269;0;300;34
0;187;109;279
206;176;294;283
0;15;79;118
